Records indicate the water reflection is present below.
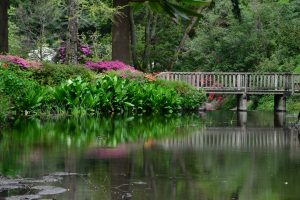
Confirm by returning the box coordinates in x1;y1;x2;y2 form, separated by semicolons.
0;112;299;200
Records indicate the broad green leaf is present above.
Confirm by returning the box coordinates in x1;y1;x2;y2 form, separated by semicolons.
167;2;204;18
179;0;211;6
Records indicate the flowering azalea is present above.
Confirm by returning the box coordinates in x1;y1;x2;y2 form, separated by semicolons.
85;60;137;72
80;45;92;56
0;55;42;68
57;43;92;63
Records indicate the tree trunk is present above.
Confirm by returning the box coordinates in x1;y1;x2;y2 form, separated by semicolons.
143;9;153;70
149;13;158;70
169;7;204;70
66;0;78;64
0;0;9;54
112;0;131;64
150;14;158;42
129;7;138;67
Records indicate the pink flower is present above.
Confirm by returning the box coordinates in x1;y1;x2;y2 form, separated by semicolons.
0;55;42;68
0;55;29;68
85;60;138;72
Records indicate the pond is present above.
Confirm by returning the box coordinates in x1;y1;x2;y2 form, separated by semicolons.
0;111;299;200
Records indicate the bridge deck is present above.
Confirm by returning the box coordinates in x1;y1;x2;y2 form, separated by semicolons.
157;72;300;95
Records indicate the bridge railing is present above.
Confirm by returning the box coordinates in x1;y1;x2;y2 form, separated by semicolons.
157;72;300;94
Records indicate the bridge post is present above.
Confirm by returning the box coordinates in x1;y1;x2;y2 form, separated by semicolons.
274;94;286;112
237;94;247;111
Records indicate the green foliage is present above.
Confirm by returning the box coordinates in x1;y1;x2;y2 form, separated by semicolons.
219;95;236;110
52;75;195;114
80;33;112;61
8;20;23;56
293;56;300;73
0;62;206;120
53;76;99;113
255;95;274;111
287;96;300;112
30;63;96;86
176;0;300;72
0;67;48;113
0;95;10;123
11;0;65;55
157;80;206;110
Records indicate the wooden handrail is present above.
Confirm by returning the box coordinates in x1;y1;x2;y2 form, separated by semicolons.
157;72;300;94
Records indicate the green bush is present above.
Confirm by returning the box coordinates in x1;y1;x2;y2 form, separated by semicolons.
0;67;48;113
0;95;10;123
219;95;236;110
0;66;206;119
287;96;300;112
156;80;206;110
30;63;96;86
294;66;300;73
255;95;274;111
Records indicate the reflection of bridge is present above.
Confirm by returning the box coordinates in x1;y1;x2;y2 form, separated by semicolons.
157;72;300;111
158;127;300;152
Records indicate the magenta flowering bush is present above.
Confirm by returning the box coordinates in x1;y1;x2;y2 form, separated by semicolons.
57;43;92;63
85;60;138;72
0;55;29;68
80;45;92;56
0;55;42;68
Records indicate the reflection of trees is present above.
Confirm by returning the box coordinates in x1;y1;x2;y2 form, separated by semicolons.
0;114;202;177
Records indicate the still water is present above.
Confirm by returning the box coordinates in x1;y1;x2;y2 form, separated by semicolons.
0;111;299;200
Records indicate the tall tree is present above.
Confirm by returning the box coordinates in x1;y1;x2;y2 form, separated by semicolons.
129;7;138;67
0;0;9;53
66;0;78;64
112;0;131;64
143;8;153;69
113;0;210;65
169;7;205;70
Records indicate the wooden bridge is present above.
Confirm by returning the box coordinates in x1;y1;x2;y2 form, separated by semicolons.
157;72;300;111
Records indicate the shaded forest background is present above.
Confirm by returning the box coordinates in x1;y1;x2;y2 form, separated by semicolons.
2;0;299;73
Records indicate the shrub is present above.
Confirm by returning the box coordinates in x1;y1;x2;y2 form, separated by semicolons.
0;55;42;68
156;80;206;110
0;95;10;123
0;67;48;113
85;60;137;72
294;65;300;73
219;95;236;110
287;96;300;112
255;95;274;111
30;63;96;86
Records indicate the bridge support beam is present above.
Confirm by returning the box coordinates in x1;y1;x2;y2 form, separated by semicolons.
274;94;286;112
237;94;247;111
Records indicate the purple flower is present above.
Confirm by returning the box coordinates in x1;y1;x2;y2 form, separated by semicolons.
57;43;92;63
80;45;92;56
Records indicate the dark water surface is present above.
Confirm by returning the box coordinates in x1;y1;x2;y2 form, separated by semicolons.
0;111;299;200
